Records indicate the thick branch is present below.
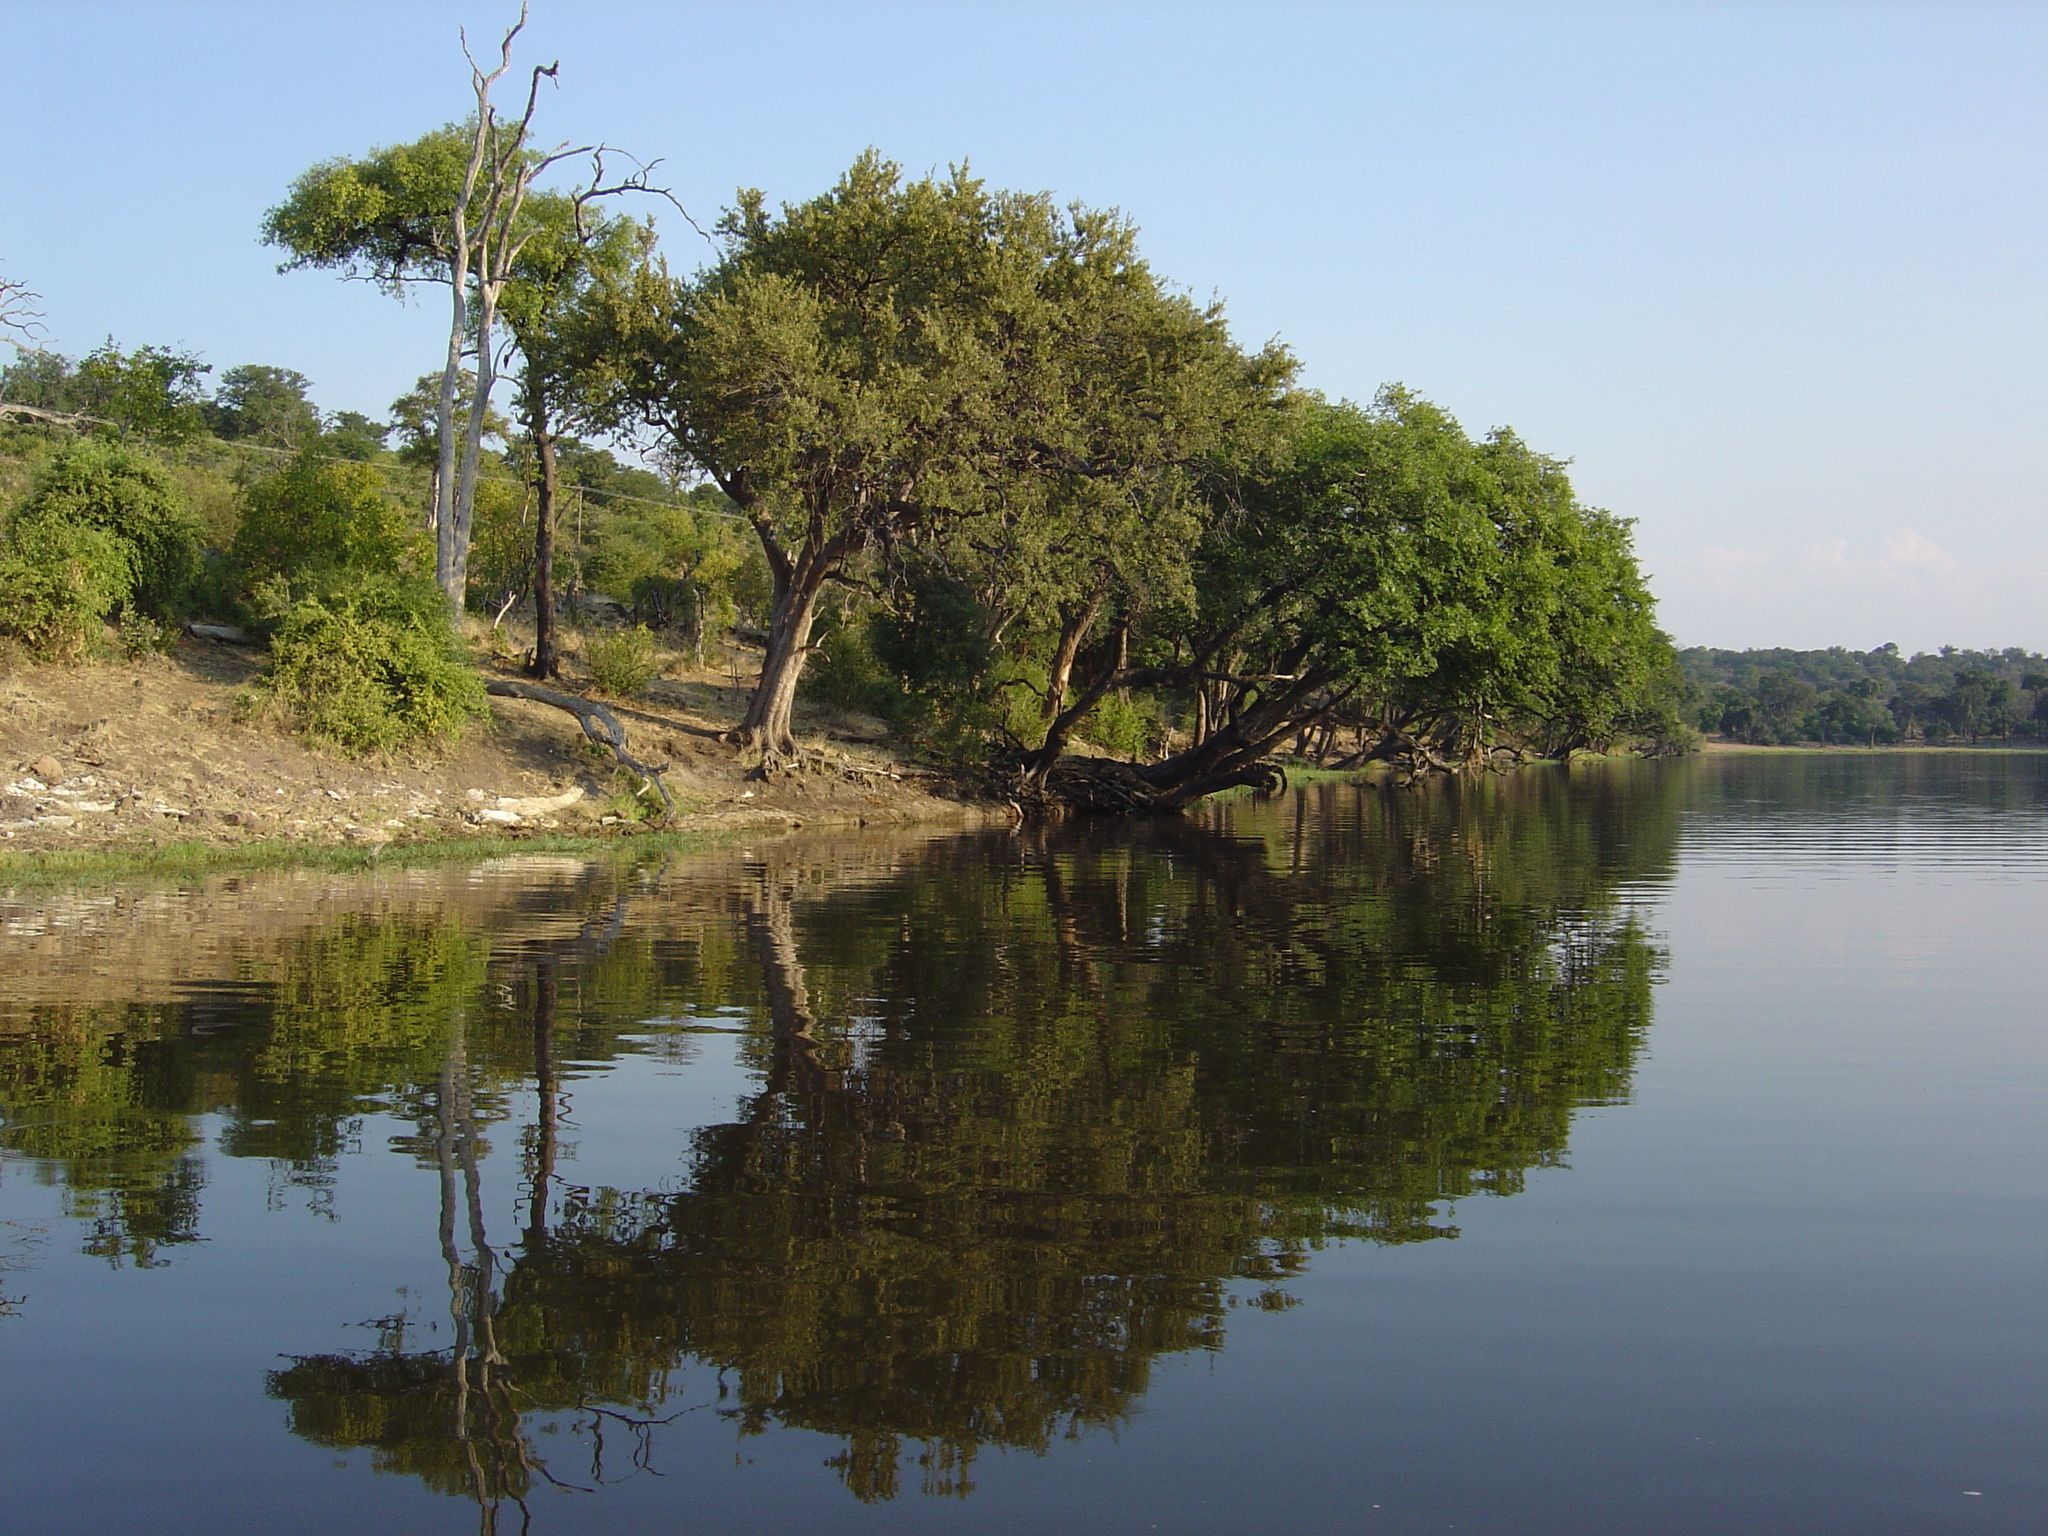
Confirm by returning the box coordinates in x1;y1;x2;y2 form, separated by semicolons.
483;679;674;817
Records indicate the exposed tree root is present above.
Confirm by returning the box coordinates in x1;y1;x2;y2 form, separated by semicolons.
1024;755;1289;816
483;679;674;819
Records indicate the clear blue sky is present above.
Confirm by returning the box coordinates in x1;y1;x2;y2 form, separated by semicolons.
5;0;2043;652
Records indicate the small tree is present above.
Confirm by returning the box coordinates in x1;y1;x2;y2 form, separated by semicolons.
498;197;659;678
231;451;429;598
73;341;212;445
0;440;206;656
12;438;206;616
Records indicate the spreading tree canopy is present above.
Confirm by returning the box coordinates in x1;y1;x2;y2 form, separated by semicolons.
618;150;1287;765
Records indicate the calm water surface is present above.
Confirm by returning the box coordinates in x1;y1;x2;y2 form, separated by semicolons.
0;754;2042;1533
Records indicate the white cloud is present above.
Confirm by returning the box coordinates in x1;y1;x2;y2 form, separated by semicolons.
1878;528;1958;575
1693;544;1772;592
1654;527;2045;650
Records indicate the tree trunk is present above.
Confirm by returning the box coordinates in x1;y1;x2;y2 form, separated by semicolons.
443;289;501;614
729;563;828;766
526;959;556;1244
432;282;468;592
1042;590;1103;721
527;392;560;680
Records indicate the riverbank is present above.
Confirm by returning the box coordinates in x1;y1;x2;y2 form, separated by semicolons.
0;634;995;886
1698;737;2046;754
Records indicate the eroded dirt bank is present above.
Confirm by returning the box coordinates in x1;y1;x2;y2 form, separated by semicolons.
0;636;992;862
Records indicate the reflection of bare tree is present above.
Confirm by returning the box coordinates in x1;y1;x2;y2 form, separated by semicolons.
433;1035;527;1531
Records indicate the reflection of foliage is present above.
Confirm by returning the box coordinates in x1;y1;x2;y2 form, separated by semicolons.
0;916;492;1261
0;1007;203;1267
5;769;1679;1504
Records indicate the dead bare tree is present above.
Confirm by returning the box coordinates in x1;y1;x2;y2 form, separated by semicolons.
430;4;677;614
0;270;46;353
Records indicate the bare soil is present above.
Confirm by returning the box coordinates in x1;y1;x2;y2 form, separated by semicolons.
0;633;991;857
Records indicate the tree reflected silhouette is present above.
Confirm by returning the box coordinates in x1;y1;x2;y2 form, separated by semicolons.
0;770;1677;1510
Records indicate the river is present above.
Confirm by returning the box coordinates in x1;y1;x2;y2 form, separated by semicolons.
1;753;2042;1533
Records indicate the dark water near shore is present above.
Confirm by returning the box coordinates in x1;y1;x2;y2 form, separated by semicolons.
1;754;2042;1533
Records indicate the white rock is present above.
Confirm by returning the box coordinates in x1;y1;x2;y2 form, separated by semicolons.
492;786;586;817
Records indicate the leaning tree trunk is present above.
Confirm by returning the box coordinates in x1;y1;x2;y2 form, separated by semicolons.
1042;590;1104;721
729;564;829;767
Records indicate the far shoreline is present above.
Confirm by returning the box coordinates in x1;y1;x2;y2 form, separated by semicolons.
1697;738;2047;755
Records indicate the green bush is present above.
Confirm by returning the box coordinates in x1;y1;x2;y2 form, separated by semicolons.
1083;690;1163;760
231;453;427;599
584;625;661;698
0;517;133;659
117;611;173;660
804;622;904;718
11;439;207;618
253;572;486;755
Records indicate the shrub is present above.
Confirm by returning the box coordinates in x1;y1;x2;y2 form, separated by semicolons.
231;453;427;599
584;624;661;698
117;611;172;660
1083;690;1163;760
11;439;206;617
0;517;133;659
804;622;903;718
253;572;486;755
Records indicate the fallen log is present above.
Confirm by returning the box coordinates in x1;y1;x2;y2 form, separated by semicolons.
184;621;256;645
483;679;674;819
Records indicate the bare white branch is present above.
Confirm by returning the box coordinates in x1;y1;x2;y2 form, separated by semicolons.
0;271;48;353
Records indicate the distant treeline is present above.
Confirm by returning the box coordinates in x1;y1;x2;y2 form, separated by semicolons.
1679;645;2047;745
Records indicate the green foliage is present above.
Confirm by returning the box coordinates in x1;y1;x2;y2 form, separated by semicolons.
4;438;207;637
575;483;748;645
230;451;427;599
807;570;1046;761
1679;644;2047;744
0;348;80;412
253;571;486;754
0;515;133;659
462;475;532;610
207;364;320;449
616;150;1290;756
386;370;505;468
804;620;901;718
262;125;494;293
117;610;172;660
1084;690;1163;759
74;340;212;444
319;410;388;462
583;623;661;697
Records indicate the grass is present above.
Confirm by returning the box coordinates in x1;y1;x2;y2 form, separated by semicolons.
0;825;716;893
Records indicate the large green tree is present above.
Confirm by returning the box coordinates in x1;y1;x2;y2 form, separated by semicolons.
73;340;212;445
622;152;1283;765
1021;390;1675;806
207;364;321;450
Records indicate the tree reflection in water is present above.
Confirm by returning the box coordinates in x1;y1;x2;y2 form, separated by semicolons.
0;771;1676;1511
